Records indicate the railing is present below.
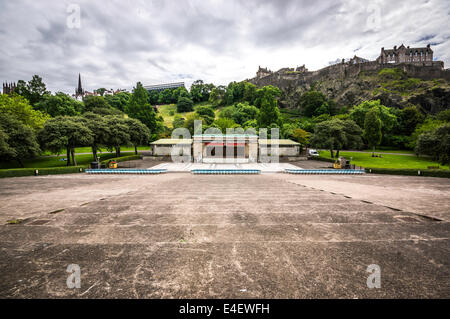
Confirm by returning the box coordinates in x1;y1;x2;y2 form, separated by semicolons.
191;169;260;175
86;169;167;174
285;169;365;175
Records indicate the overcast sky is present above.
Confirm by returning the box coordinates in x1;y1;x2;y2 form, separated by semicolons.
0;0;449;94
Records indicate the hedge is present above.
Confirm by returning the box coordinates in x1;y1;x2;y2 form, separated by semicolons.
100;155;143;165
366;168;450;178
0;166;86;178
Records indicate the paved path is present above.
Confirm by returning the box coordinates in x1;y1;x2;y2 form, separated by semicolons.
0;173;449;298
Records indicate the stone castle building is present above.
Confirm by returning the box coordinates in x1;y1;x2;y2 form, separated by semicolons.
2;82;16;95
377;44;433;64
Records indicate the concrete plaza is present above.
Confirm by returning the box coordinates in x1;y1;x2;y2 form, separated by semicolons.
0;165;449;298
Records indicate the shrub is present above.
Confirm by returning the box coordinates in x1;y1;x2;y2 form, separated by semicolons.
366;168;450;179
177;97;194;113
99;155;142;166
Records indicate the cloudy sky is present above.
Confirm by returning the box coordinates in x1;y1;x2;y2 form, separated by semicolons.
0;0;449;94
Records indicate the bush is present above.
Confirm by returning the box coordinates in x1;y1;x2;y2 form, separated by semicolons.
177;97;194;113
0;166;85;178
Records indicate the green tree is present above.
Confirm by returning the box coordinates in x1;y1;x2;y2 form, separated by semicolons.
125;118;151;155
436;109;450;122
127;82;162;137
211;118;239;134
172;115;186;129
95;88;107;96
35;92;84;117
0;94;50;130
299;91;329;117
0;114;41;167
257;86;282;128
158;89;174;104
177;96;194;113
195;105;216;125
350;100;397;135
105;92;131;112
39;116;93;166
83;95;111;112
398;106;425;136
190;80;205;103
363;108;382;155
81;113;109;162
15;75;49;106
310;118;362;158
103;116;131;157
416;124;450;164
209;86;226;106
292;128;310;153
184;114;205;135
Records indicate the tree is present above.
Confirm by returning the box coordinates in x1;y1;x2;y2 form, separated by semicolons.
0;94;50;130
190;80;205;103
231;103;259;125
103;116;131;157
15;75;49;106
209;86;226;106
292;128;310;147
398;106;425;136
172;115;185;129
124;118;151;155
158;89;174;104
83;95;111;112
257;86;282;128
350;100;397;135
172;87;190;103
195;105;216;125
105;92;131;112
35;92;84;117
81;113;109;162
184;114;205;135
364;108;382;156
0;114;40;167
211;118;239;134
299;91;329;117
416;124;450;165
127;82;162;137
436;109;450;122
310;118;362;158
95;88;107;96
39;116;93;166
177;96;194;113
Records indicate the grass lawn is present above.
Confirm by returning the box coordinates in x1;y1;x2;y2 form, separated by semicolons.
319;151;449;170
0;153;118;169
157;102;218;128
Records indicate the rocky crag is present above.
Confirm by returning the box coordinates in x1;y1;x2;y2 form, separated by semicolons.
249;61;450;114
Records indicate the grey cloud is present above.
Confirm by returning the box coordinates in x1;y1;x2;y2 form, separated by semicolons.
0;0;448;93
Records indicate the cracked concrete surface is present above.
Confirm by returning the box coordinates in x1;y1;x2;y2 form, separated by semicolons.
0;168;449;298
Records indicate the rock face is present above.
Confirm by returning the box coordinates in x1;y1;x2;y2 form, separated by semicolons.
248;61;450;114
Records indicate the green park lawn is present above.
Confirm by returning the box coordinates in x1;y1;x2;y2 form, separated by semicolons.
319;151;449;170
0;153;119;169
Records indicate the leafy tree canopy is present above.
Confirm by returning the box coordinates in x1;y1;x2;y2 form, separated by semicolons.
35;92;84;117
0;94;50;130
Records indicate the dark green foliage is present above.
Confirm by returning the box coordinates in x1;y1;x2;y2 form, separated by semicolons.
416;124;450;165
366;168;450;179
364;108;382;151
298;91;333;117
35;92;84;117
177;96;194;113
105;92;131;112
195;105;215;125
257;86;282;128
0;114;41;167
310;118;363;158
39;116;94;166
83;95;111;112
15;75;49;106
172;115;185;129
127;82;162;136
436;109;450;122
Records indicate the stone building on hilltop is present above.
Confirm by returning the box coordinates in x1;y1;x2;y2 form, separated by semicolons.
2;82;16;95
378;44;434;64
